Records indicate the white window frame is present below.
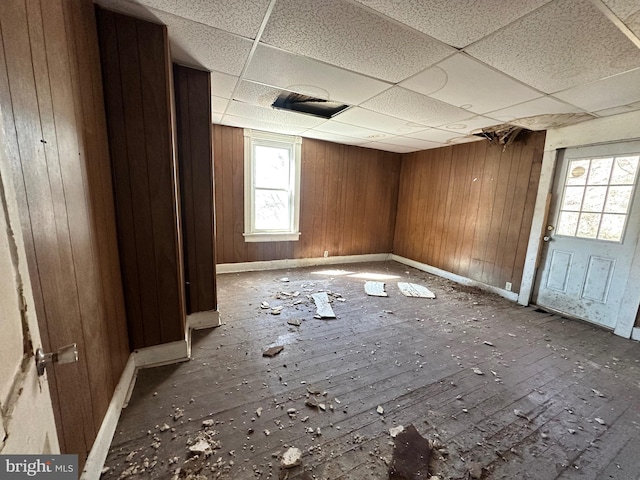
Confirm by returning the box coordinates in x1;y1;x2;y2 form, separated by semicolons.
243;129;302;242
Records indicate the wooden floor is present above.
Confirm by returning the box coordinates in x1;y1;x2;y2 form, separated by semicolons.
103;261;640;480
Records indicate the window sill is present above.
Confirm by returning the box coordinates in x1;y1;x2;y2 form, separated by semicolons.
243;232;301;243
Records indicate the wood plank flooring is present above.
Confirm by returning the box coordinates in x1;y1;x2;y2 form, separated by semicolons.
102;261;640;480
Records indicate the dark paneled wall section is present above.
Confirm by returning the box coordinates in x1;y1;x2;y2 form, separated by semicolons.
174;64;217;314
213;125;401;263
0;0;129;464
96;8;184;349
214;125;545;294
394;132;545;293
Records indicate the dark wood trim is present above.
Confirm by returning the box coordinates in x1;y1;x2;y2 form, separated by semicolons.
96;7;185;349
174;64;217;314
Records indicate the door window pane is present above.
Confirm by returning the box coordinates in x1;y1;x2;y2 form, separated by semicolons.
598;214;625;241
605;186;633;214
562;186;584;211
582;186;607;212
566;159;589;185
557;211;579;236
587;157;613;185
576;213;600;239
610;156;639;185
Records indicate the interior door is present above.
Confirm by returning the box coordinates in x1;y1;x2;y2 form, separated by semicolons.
533;141;640;329
0;150;59;454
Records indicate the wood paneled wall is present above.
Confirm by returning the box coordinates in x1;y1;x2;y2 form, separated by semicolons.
96;8;184;349
174;64;216;314
0;0;129;464
394;132;545;293
213;125;401;263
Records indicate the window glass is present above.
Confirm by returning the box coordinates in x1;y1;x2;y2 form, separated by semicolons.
243;130;302;242
254;145;290;189
255;190;290;230
556;154;639;243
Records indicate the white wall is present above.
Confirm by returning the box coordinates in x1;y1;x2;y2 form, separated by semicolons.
518;110;640;338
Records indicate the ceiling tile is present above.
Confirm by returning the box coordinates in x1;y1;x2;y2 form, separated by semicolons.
553;68;640;112
156;12;253;75
211;96;229;114
402;54;542;114
314;120;392;140
378;136;444;150
405;128;470;144
437;115;502;134
220;115;309;135
211;71;238;99
362;87;471;126
260;0;454;82
245;44;390;105
466;0;640;93
354;0;552;48
129;0;271;38
302;130;368;146
602;0;640;36
447;136;485;145
95;0;164;22
595;100;640;117
234;81;283;108
487;96;584;122
226;101;325;129
212;113;223;124
335;107;428;135
359;141;416;153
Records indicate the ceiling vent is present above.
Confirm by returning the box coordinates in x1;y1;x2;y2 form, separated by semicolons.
272;92;350;119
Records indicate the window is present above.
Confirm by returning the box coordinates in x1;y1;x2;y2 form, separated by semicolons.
244;129;302;242
556;154;640;242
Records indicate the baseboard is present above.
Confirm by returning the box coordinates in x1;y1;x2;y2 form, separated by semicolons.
632;327;640;341
80;355;136;480
216;253;391;274
133;339;190;369
390;254;519;302
187;309;221;330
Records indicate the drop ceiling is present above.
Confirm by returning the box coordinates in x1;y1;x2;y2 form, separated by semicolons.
95;0;640;153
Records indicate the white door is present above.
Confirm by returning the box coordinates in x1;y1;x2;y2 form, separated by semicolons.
533;141;640;329
0;118;59;454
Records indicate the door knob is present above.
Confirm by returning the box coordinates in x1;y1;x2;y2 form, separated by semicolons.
543;235;552;242
36;343;78;377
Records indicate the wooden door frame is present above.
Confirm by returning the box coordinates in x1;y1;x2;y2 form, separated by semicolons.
518;110;640;338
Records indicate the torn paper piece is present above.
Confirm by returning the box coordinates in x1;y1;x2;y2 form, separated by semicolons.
397;282;436;298
365;281;388;297
312;292;336;318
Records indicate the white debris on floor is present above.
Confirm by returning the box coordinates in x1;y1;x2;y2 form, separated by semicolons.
365;281;388;297
397;282;436;298
280;447;302;468
311;292;336;318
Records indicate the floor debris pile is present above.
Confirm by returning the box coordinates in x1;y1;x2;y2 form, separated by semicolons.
101;262;640;480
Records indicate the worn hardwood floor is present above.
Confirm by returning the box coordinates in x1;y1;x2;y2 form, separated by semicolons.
103;261;640;480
